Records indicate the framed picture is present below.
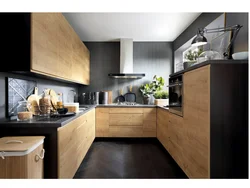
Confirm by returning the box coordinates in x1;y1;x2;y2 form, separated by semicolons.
6;77;36;117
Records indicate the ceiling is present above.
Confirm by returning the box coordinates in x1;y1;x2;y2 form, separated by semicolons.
63;13;201;42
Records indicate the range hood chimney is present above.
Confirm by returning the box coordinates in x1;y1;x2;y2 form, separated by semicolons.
108;39;145;79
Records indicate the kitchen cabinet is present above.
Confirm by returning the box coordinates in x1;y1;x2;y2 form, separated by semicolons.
95;108;109;137
183;65;210;178
57;109;95;178
163;61;248;179
156;108;169;150
95;107;156;137
1;13;90;85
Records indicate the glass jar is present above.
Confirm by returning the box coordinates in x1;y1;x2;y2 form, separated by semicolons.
16;101;33;121
57;92;63;109
39;91;51;116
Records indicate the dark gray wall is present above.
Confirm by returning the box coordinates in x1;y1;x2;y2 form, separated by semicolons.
173;12;248;73
173;13;223;51
0;72;79;119
226;13;248;53
79;42;172;104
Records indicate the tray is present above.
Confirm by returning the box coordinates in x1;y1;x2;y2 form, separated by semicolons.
50;112;76;117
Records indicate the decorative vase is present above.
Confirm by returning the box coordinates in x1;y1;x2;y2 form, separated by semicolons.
183;61;195;69
154;99;169;106
143;96;150;105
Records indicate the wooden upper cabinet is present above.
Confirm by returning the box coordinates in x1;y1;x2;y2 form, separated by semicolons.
31;13;90;85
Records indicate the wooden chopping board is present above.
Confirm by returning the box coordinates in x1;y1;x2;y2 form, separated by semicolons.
27;87;40;115
49;89;58;111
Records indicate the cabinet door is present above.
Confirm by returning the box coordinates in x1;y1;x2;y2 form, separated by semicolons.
143;108;156;137
31;13;90;85
183;65;210;178
157;108;169;149
95;108;109;137
57;109;95;178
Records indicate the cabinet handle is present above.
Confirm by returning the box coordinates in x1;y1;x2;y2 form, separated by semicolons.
35;149;45;161
0;151;5;159
5;140;23;144
76;120;87;130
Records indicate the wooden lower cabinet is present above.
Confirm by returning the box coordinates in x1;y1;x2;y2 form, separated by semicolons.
95;107;156;137
57;109;95;178
157;66;210;179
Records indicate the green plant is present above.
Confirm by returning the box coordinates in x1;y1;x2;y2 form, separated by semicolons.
140;83;153;98
153;90;169;99
161;91;169;99
151;75;165;92
140;75;165;98
184;48;203;61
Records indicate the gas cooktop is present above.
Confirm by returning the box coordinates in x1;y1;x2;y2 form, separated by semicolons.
114;102;139;106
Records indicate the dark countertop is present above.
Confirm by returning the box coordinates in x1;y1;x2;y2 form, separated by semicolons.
95;104;156;108
170;60;247;77
157;106;169;111
0;104;158;128
0;105;96;128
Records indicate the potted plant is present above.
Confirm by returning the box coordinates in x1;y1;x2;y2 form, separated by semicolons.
139;75;165;104
153;90;169;106
139;83;153;104
184;48;203;69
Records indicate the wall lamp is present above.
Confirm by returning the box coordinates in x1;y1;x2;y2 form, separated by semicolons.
191;24;243;58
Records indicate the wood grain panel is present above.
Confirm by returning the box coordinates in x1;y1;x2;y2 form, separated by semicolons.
109;114;143;126
58;109;95;178
157;108;169;150
109;108;143;114
31;13;90;85
143;108;156;114
143;108;156;137
0;144;44;179
108;126;143;137
183;65;210;178
96;108;109;137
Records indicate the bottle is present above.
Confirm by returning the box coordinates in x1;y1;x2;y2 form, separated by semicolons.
57;93;63;109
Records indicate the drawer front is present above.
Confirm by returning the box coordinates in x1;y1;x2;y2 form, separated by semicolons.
109;108;143;114
58;113;87;155
109;114;143;126
58;109;95;178
143;108;156;114
96;108;109;137
109;126;143;137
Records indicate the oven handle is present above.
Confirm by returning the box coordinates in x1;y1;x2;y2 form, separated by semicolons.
167;83;183;87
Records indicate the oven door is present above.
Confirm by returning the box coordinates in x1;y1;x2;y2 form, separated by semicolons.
167;81;183;116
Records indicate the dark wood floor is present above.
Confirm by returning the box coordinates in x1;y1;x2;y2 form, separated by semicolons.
74;138;187;179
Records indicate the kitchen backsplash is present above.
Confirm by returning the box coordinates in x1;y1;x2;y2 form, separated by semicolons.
79;42;173;104
0;72;79;119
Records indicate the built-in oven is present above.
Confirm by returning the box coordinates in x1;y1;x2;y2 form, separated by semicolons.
167;74;183;116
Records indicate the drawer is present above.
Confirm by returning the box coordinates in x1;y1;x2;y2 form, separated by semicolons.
57;114;87;155
109;108;143;114
143;108;156;114
58;109;95;178
109;114;143;126
109;126;143;137
96;108;109;137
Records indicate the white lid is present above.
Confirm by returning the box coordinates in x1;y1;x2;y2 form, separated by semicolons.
0;136;44;157
64;103;79;106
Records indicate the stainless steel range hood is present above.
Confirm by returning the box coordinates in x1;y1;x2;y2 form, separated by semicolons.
108;39;145;79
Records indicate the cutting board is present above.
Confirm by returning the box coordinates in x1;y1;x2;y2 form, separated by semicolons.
27;87;40;115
